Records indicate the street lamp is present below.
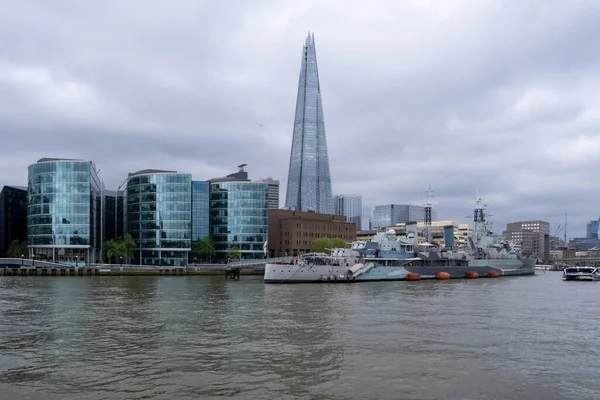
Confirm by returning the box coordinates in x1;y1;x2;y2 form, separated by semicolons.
120;256;123;266
21;254;24;266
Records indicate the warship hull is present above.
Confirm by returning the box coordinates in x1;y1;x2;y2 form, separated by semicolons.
263;258;536;283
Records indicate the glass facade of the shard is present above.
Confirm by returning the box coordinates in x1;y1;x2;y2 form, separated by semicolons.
285;33;333;214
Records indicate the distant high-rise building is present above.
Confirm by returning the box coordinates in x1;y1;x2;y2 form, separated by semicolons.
586;219;600;239
333;194;362;229
256;177;280;209
0;185;27;257
505;220;550;263
285;32;333;214
371;204;438;229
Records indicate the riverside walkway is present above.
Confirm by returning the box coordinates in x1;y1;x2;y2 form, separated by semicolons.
0;257;290;277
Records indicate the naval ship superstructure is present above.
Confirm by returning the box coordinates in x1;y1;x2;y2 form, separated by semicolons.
263;195;535;283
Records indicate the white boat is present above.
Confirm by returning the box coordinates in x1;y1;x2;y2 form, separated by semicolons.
562;266;600;281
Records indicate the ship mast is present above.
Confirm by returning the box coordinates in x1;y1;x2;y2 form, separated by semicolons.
472;190;492;247
423;186;434;243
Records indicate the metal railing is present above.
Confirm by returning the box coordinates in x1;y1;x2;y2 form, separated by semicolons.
227;257;292;268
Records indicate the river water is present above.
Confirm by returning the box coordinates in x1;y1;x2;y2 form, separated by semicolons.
0;272;599;400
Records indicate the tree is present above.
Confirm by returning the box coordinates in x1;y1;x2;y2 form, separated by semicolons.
104;234;137;265
194;236;216;263
226;245;241;261
123;233;136;263
105;239;125;264
310;237;333;253
331;238;350;249
7;240;28;258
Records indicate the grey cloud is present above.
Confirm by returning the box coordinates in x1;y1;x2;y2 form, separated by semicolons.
1;0;599;235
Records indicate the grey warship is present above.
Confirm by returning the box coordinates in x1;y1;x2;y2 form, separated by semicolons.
263;196;536;283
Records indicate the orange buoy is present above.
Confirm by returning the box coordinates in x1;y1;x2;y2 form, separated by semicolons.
406;272;421;281
437;272;450;280
465;271;479;279
487;271;500;278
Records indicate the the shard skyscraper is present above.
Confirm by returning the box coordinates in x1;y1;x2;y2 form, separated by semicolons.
285;32;334;214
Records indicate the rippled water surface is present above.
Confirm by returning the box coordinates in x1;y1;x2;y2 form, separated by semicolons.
1;272;599;399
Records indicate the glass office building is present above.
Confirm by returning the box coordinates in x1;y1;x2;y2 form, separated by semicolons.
285;32;333;214
334;194;362;229
191;180;210;242
124;170;191;266
210;181;268;260
27;158;102;266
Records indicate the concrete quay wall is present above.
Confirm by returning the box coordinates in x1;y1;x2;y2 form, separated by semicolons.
0;263;265;277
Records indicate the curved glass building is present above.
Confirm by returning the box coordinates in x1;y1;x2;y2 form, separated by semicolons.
124;170;191;266
27;158;102;266
210;181;268;260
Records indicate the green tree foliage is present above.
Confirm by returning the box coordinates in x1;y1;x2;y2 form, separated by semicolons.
226;245;241;261
194;236;216;263
7;240;28;258
311;237;350;253
331;238;350;249
310;237;332;253
123;233;136;263
104;234;138;264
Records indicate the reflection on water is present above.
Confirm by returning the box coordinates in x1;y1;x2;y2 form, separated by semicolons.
1;273;599;399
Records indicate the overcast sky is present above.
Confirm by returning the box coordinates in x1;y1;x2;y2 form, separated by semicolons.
1;0;599;237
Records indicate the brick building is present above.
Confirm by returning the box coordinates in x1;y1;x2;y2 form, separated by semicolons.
268;209;356;257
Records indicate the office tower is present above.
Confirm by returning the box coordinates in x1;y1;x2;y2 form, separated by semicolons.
333;194;362;229
0;185;27;257
285;32;333;214
256;177;280;209
27;158;102;265
505;220;550;263
124;170;192;266
209;166;268;260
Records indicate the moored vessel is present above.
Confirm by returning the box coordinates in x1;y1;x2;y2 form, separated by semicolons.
264;195;536;283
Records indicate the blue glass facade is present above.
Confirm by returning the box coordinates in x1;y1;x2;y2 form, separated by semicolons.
192;180;210;242
27;158;102;265
210;181;268;260
285;32;333;214
124;171;191;266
